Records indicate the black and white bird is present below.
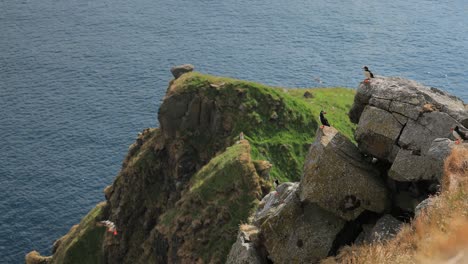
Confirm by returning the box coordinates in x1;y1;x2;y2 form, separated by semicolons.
319;110;330;128
274;179;280;189
362;66;374;82
451;126;468;144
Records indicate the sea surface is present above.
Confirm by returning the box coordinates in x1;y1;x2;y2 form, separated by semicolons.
1;0;467;262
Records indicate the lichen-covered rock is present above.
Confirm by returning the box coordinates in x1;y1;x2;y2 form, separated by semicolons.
300;126;389;220
349;77;467;124
389;149;435;181
170;64;194;79
254;182;299;225
355;106;402;162
259;186;345;263
350;77;467;182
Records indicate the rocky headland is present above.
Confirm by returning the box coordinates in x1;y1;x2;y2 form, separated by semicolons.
26;70;467;264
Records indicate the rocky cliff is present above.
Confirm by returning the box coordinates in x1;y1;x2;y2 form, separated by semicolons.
226;77;467;263
26;70;356;264
26;72;467;264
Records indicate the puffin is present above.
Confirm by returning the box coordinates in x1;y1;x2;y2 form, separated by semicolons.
319;110;330;128
362;66;374;83
451;126;468;144
274;179;280;189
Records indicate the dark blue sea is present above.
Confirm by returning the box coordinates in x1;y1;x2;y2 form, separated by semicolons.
1;0;467;262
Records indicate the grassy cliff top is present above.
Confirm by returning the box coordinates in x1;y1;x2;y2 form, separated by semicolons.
169;72;356;182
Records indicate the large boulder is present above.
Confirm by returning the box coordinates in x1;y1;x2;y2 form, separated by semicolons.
349;77;467;182
355;106;402;162
257;184;346;263
300;127;389;220
349;77;467;124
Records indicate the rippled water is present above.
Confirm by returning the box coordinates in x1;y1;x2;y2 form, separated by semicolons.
1;0;467;262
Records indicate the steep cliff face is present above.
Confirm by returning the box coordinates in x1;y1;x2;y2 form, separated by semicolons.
26;72;356;264
102;73;322;263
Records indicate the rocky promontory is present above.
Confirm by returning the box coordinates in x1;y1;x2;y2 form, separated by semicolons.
26;71;467;264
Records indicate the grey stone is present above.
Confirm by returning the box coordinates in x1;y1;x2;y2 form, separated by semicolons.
300;126;389;221
349;77;467;126
170;64;194;79
226;227;264;264
259;188;345;264
355;106;403;162
368;215;403;243
388;149;436;181
427;138;456;181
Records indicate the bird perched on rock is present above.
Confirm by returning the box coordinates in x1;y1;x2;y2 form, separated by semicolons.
274;179;280;189
319;110;330;128
362;66;374;83
451;126;468;144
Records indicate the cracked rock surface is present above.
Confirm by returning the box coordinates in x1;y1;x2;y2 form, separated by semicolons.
350;77;467;181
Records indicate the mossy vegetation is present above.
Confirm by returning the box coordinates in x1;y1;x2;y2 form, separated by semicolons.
171;72;356;182
32;73;358;264
51;202;106;264
159;141;262;263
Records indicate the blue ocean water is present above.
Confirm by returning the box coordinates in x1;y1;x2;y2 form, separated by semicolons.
0;0;467;262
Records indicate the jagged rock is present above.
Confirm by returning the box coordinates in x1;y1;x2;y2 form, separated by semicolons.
254;182;298;225
355;106;402;162
349;77;467;124
170;64;194;79
300;127;389;220
389;137;458;183
258;184;345;263
389;150;435;181
398;112;458;153
350;77;466;182
226;226;264;264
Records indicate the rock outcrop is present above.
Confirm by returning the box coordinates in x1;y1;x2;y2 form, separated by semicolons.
350;77;467;182
28;72;329;264
254;183;345;263
170;64;194;79
27;72;466;264
300;126;389;220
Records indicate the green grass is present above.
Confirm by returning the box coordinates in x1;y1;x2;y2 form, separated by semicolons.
52;202;106;264
159;142;261;263
287;88;357;143
171;72;356;182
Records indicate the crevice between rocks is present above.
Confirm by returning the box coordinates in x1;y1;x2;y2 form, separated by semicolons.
327;211;380;256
